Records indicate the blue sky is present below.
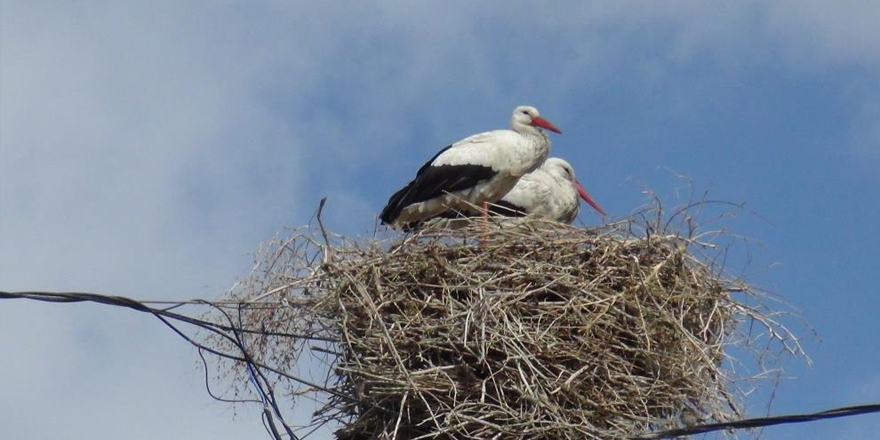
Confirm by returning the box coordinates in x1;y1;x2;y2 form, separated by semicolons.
1;1;878;439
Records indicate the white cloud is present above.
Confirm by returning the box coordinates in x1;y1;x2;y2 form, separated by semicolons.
0;2;319;439
1;1;308;291
766;0;880;70
2;1;879;439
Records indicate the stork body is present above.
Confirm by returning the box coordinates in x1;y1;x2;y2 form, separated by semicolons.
380;106;561;229
490;157;607;224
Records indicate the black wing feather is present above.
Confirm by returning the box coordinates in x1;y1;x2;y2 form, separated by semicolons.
380;145;497;225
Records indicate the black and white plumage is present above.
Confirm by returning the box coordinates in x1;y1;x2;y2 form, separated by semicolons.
380;105;562;229
489;157;607;224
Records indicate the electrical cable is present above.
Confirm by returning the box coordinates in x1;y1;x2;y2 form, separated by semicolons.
631;403;880;439
0;290;326;439
5;290;879;440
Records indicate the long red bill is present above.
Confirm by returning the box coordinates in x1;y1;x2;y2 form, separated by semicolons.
574;181;607;217
530;116;562;134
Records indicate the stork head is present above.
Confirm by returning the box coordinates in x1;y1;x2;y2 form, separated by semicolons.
544;158;607;217
512;105;562;134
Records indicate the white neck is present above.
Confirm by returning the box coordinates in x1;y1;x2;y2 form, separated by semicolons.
512;121;549;144
519;132;551;176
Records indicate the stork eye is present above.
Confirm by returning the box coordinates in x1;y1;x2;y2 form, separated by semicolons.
521;110;529;115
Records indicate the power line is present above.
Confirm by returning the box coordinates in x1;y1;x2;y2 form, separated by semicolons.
631;402;880;439
0;290;340;440
3;290;880;439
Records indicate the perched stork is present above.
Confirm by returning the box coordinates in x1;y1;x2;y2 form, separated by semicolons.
380;105;561;229
489;157;607;224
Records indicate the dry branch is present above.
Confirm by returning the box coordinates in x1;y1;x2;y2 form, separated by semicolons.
206;210;805;440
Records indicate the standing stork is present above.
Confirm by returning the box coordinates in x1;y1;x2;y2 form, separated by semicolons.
380;105;562;229
489;157;607;224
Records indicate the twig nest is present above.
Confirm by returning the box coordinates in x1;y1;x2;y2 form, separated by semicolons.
215;217;804;440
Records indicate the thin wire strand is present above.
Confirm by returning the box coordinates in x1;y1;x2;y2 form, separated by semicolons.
0;290;338;440
631;403;880;439
5;289;879;440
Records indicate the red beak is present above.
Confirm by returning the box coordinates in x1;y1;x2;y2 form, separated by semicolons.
530;116;562;134
574;181;607;217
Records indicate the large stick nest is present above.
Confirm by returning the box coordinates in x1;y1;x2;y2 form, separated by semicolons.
209;212;805;440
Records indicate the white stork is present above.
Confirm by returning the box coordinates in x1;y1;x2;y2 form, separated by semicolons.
380;105;561;229
489;157;607;224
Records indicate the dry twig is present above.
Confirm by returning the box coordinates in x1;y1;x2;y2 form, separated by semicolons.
206;206;805;440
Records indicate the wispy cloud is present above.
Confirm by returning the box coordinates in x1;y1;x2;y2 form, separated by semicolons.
766;0;880;69
2;2;879;439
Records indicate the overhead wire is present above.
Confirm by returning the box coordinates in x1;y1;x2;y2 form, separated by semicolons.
3;290;879;439
0;290;342;439
630;402;880;439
